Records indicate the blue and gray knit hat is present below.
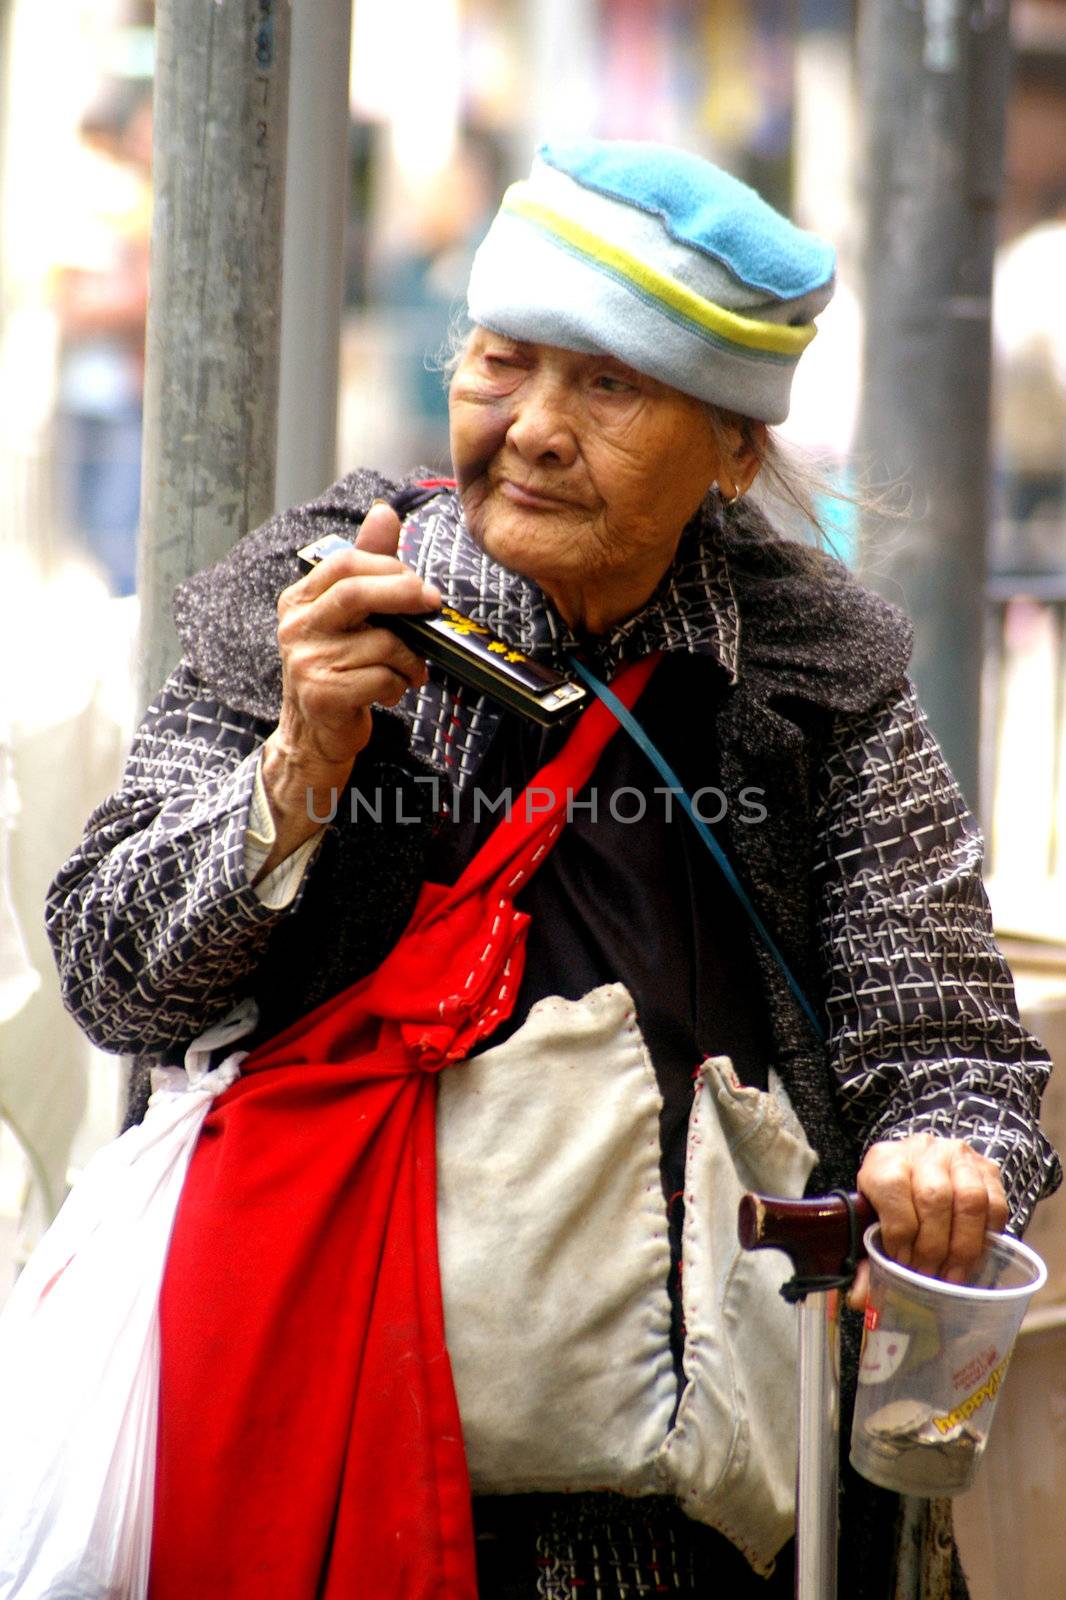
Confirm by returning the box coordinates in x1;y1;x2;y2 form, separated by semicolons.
466;139;835;425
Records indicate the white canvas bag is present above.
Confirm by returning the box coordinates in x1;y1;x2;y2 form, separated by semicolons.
437;982;817;1575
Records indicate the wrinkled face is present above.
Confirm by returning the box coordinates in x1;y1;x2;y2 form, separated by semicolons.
448;329;730;633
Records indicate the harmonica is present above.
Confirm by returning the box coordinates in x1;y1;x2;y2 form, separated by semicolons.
296;533;588;727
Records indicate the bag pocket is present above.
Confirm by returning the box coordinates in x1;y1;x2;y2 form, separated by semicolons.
656;1058;818;1576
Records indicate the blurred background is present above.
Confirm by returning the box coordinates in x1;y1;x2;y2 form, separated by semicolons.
0;3;1065;1591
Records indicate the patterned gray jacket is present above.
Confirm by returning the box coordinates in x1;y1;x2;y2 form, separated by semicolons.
45;471;1061;1230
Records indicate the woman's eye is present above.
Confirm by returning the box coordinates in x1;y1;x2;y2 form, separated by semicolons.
593;374;635;394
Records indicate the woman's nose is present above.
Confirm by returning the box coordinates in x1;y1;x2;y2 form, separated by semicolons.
505;379;578;466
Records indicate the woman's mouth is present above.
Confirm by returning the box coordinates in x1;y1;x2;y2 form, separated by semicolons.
498;479;571;511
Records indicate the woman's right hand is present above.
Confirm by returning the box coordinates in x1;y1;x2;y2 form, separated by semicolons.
257;502;441;868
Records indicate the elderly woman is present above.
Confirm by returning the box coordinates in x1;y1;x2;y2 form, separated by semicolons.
48;141;1057;1600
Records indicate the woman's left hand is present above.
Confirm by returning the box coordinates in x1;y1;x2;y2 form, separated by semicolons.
847;1133;1008;1309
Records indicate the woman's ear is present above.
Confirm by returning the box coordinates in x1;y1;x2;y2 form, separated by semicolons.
717;416;768;500
734;420;768;495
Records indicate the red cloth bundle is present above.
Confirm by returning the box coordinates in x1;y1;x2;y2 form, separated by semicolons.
150;656;655;1599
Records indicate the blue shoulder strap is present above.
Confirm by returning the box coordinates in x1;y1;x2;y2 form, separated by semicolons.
567;655;825;1043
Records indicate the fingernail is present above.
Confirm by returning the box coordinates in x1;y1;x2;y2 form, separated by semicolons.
422;582;442;608
945;1264;967;1285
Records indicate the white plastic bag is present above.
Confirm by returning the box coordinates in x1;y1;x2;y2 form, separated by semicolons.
0;999;258;1600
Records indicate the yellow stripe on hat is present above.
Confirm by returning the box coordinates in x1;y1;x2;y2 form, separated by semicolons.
501;184;817;359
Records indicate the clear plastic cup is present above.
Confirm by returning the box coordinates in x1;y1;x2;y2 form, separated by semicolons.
849;1223;1047;1496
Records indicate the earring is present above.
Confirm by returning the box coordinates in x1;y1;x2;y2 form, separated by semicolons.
717;485;740;506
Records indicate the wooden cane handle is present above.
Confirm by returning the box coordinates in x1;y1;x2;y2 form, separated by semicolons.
737;1191;875;1279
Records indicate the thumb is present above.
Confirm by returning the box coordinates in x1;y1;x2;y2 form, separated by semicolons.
356;499;403;557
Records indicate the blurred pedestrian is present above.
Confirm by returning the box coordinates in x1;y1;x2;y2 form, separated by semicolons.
53;80;152;597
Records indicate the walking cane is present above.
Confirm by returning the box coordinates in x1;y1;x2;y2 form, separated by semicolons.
738;1190;875;1600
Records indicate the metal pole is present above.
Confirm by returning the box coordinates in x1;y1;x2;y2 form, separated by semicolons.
795;1294;839;1600
854;0;1012;812
137;0;291;715
275;0;352;512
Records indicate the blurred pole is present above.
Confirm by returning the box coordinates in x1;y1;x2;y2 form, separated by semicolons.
275;0;352;512
793;0;854;250
137;0;291;714
520;0;599;159
855;0;1012;811
0;0;10;324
